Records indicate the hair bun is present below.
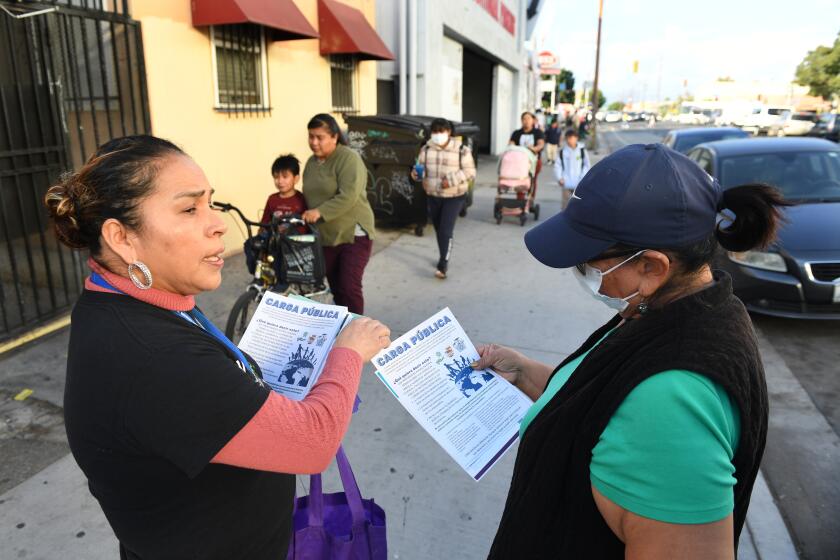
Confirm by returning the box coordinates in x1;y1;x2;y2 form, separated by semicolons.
44;173;87;249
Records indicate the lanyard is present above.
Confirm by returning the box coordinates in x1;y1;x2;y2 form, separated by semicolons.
90;272;260;382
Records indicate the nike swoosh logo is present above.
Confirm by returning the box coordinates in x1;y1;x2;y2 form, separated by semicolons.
571;194;582;200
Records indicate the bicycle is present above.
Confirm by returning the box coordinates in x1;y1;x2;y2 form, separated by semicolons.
213;201;331;344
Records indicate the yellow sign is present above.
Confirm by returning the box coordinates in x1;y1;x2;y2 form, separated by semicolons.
632;60;639;74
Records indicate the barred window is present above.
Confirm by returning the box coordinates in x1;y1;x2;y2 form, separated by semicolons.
210;25;269;112
329;55;358;113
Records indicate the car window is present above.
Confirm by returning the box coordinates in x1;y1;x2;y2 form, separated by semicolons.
768;108;786;116
720;151;840;202
673;131;746;154
792;113;817;122
695;151;713;174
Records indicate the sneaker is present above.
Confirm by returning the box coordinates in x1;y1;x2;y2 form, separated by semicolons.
435;269;447;279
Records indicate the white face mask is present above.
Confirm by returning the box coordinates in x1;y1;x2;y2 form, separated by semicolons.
431;132;449;146
572;250;646;312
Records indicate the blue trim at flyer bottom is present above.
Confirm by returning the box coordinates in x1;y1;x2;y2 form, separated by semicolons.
474;433;519;481
376;372;399;399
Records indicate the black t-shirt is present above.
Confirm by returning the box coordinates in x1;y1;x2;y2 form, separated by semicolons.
510;127;545;150
64;290;295;560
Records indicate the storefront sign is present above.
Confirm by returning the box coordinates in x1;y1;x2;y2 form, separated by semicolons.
474;0;516;36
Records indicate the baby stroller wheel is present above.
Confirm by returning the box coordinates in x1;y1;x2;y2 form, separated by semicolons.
519;214;527;227
532;204;541;221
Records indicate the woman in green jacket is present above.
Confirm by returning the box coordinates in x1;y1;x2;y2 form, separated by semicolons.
302;114;376;314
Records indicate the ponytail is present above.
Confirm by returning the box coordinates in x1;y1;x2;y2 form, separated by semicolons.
715;183;793;252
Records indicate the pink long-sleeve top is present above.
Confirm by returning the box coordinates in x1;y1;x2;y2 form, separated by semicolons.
85;258;362;475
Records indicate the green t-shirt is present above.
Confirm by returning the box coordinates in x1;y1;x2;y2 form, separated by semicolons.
520;332;741;524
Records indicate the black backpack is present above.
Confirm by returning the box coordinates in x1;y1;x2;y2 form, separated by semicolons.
559;146;586;173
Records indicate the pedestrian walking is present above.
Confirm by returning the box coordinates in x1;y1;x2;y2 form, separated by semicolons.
411;118;476;279
475;143;789;559
302;113;376;314
545;120;562;165
510;111;546;177
535;108;547;130
555;128;591;208
44;135;390;560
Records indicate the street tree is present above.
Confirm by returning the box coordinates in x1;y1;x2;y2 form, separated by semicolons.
595;90;607;110
795;32;840;99
607;101;624;111
557;69;576;104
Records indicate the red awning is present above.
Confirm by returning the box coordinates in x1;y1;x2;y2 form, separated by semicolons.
318;0;394;61
192;0;319;41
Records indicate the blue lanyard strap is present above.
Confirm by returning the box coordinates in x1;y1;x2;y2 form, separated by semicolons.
90;272;259;381
187;307;258;379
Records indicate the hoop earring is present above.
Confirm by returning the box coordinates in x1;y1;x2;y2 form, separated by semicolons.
128;261;153;290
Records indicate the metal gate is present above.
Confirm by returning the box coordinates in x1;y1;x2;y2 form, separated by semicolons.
0;0;150;340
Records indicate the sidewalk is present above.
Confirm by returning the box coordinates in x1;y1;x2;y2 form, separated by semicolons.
0;153;798;559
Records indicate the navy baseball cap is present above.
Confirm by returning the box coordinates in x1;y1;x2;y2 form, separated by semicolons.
525;143;723;268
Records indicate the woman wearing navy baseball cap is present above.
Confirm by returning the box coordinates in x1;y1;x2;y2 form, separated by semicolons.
474;143;789;559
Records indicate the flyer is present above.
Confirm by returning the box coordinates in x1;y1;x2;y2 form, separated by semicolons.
238;293;349;400
372;308;533;481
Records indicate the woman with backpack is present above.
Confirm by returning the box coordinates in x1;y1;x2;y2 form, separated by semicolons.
410;118;476;279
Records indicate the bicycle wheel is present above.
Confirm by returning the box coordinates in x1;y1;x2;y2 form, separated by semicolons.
225;289;260;344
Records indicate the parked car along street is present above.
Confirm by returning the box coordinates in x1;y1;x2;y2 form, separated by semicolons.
661;127;749;153
808;112;839;143
687;138;840;319
740;106;793;136
768;112;819;137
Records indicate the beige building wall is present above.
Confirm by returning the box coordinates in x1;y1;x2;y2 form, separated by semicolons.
129;0;378;253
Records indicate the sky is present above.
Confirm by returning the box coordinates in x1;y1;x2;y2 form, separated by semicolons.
531;0;840;104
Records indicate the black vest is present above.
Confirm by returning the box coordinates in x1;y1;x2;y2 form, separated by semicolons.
489;273;768;559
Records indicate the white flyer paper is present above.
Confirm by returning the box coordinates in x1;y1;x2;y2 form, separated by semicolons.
238;294;349;400
372;308;533;481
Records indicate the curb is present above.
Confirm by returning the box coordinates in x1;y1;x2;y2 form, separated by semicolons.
743;470;799;559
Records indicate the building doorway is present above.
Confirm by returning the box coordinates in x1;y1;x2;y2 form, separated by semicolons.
461;48;493;153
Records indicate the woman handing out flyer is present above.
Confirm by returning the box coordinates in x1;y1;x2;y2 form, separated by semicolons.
46;135;390;560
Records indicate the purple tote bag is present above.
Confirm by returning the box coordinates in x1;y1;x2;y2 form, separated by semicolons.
286;445;387;560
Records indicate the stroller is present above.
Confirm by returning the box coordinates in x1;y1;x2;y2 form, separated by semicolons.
493;146;541;226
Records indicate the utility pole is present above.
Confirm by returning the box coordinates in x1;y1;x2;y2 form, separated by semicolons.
590;0;604;150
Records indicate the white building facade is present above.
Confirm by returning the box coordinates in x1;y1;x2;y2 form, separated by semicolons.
375;0;532;155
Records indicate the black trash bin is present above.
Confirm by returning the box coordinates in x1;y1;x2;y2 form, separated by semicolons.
345;115;480;236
